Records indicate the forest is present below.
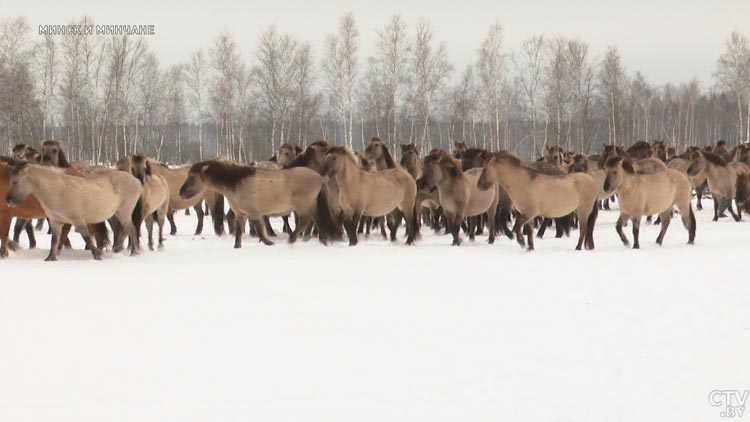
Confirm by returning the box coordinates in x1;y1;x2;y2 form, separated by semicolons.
0;14;748;164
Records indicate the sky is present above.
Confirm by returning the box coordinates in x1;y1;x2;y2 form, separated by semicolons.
2;0;748;87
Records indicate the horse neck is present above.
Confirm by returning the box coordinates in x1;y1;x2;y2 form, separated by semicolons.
334;159;361;191
495;160;531;190
24;167;63;201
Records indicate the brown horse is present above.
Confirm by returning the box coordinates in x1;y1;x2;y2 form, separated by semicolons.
667;148;708;211
626;141;653;160
400;144;423;180
6;162;142;260
603;156;696;248
179;159;337;248
477;151;598;251
452;141;468;159
319;147;418;246
416;150;498;245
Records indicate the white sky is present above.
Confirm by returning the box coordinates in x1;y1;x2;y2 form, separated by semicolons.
3;0;748;86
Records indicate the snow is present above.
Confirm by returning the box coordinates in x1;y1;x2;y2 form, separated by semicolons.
0;200;748;422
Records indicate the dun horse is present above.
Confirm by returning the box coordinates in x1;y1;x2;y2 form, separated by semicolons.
117;154;170;250
477;151;598;251
604;156;696;248
319;147;418;246
687;150;745;221
5;162;142;260
416;150;498;246
179;159;337;248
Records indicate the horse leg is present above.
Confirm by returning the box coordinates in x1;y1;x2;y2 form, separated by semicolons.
615;214;630;246
77;224;103;260
45;221;63;261
536;218;549;239
168;209;178;235
655;210;672;245
728;200;741;222
60;224;73;252
255;219;275;246
146;214;155;251
378;216;387;239
631;217;641;249
511;213;526;248
487;206;497;245
388;211;402;242
449;214;462;246
233;214;245;248
156;210;166;248
263;216;277;237
288;215;308;244
712;197;720;221
25;219;36;249
12;218;26;244
0;216;11;258
193;203;205;235
344;212;360;246
468;217;476;241
35;218;44;231
282;215;293;234
525;222;535;251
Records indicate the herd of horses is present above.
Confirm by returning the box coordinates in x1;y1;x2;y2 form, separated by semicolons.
2;137;748;261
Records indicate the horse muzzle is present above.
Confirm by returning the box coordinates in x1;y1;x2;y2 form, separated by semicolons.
5;195;18;208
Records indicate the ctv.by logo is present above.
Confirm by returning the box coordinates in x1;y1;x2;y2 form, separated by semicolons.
710;390;749;418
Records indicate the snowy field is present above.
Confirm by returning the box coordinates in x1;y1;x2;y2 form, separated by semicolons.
1;199;749;422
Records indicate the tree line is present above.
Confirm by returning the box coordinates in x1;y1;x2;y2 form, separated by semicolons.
1;14;749;164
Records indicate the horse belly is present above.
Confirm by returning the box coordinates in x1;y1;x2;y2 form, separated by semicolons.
538;183;578;217
248;180;294;217
465;189;494;217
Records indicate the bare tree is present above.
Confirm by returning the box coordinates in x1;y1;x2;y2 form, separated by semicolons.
373;14;408;149
513;35;545;155
322;12;359;147
210;30;239;158
715;31;750;143
184;49;207;159
476;20;504;150
566;39;595;152
33;33;58;138
599;46;627;146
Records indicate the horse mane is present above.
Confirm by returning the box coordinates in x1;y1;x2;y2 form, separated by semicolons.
627;141;651;151
494;150;563;177
702;151;728;167
425;150;463;178
380;143;396;169
605;155;635;174
41;139;71;168
192;159;256;190
0;156;18;166
285;141;329;169
327;146;359;164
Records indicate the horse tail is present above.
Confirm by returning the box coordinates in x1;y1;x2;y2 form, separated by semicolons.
314;187;338;245
131;198;143;236
687;203;696;244
91;222;110;249
409;198;421;243
585;199;599;249
211;192;225;236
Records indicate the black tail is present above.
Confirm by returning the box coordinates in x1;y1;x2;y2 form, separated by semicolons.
687;204;696;244
211;193;225;236
91;222;110;249
131;198;144;241
585;200;599;250
314;188;338;245
411;200;421;242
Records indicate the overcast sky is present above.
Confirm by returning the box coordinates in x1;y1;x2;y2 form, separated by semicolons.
3;0;748;86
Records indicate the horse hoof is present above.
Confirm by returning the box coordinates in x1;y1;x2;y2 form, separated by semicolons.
44;256;57;262
149;245;155;251
93;254;102;261
632;245;640;250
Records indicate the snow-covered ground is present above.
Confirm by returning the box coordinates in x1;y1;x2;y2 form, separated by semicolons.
1;200;748;421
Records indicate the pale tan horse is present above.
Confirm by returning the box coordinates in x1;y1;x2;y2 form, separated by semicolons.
603;156;696;248
416;150;498;245
274;143;303;167
319;147;418;246
179;159;337;248
687;150;745;221
148;162;225;235
477;151;599;251
667;150;708;210
5;163;142;260
117;154;170;250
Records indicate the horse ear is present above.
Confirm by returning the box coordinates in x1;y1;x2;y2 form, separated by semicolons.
294;146;302;154
621;159;635;173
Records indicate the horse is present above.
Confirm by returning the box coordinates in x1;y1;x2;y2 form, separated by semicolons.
667;148;708;211
273;143;303;167
148;162;225;235
603;156;696;248
452;141;468;159
687;150;745;221
179;159;337;248
400;144;423;180
416;150;498;246
626;141;652;160
477;151;598;251
401;143;443;232
5;162;142;260
319;147;418;246
117;154;170;250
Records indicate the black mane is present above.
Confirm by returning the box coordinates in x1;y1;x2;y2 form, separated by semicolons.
192;159;257;190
